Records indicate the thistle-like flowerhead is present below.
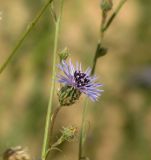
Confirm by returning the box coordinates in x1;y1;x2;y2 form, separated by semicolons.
57;59;103;106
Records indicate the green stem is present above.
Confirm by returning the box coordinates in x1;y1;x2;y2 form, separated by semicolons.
78;10;106;160
91;9;107;74
0;0;54;74
79;0;127;159
78;99;88;160
102;0;127;32
41;1;64;160
49;106;62;145
45;106;62;159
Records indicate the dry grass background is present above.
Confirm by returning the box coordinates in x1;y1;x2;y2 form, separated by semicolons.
0;0;151;160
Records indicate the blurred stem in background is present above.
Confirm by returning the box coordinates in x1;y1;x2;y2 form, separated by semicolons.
41;1;64;160
0;0;54;74
79;0;127;159
102;0;128;32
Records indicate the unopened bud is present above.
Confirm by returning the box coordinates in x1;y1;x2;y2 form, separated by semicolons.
61;126;78;141
96;44;108;58
51;126;78;150
59;48;70;61
100;0;113;12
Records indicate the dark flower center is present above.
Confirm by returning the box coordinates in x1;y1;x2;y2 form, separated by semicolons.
74;71;90;87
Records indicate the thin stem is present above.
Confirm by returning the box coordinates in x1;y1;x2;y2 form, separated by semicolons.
78;10;107;160
50;3;57;23
91;10;107;74
100;10;107;43
78;0;127;159
102;0;127;32
78;100;88;160
41;1;64;160
49;107;62;144
0;0;54;74
91;43;100;75
45;106;62;159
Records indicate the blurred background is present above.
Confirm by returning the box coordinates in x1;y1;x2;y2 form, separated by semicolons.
0;0;151;160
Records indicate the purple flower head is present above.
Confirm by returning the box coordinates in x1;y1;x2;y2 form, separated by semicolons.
57;59;103;102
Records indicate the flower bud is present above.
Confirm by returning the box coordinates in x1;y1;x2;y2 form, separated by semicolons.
96;44;108;58
58;85;81;106
100;0;113;12
51;126;78;149
59;47;70;61
61;126;78;141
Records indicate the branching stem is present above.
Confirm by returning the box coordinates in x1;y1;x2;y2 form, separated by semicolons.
102;0;127;32
0;0;55;74
78;0;127;159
